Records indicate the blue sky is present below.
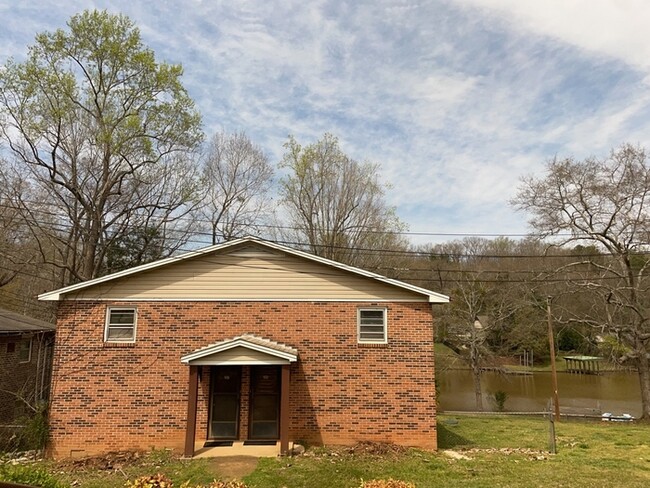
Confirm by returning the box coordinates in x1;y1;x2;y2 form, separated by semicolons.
2;0;650;243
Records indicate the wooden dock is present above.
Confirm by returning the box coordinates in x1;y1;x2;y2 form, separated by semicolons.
564;355;604;374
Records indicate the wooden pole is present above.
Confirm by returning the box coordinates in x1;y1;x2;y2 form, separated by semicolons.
547;297;560;421
548;399;557;454
184;365;199;458
280;364;291;455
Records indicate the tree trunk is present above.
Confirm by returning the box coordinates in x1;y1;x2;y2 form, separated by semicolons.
635;338;650;420
472;366;483;411
470;341;483;411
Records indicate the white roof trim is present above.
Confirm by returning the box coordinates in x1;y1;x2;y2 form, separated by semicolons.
189;357;291;366
39;236;449;303
180;335;298;365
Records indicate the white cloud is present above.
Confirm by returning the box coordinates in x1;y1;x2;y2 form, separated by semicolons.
455;0;650;71
3;0;650;242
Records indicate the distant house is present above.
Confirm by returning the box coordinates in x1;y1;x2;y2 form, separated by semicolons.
40;237;448;458
0;308;55;425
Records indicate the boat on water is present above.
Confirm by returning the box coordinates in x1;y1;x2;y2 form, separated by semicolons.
601;412;635;422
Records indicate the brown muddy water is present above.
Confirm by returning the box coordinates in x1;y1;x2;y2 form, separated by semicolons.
437;369;643;417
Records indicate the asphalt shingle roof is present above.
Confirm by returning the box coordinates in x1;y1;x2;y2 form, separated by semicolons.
0;307;55;334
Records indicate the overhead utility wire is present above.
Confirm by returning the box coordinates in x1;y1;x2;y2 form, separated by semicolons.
0;200;566;238
0;211;642;260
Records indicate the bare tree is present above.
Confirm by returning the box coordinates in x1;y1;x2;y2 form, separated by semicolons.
0;10;203;285
513;143;650;419
425;237;525;410
278;133;408;268
199;131;274;243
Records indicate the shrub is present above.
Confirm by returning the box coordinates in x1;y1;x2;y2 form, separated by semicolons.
491;390;508;412
360;479;415;488
0;464;66;488
11;401;50;451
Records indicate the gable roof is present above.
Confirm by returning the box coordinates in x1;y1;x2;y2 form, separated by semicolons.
180;334;298;365
39;236;449;303
0;307;55;334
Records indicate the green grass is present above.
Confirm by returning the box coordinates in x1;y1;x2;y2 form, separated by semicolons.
4;416;650;488
434;343;458;357
506;355;568;372
2;450;223;488
434;342;620;373
245;416;650;488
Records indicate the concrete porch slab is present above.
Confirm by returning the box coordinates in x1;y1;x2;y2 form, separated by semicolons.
194;440;290;458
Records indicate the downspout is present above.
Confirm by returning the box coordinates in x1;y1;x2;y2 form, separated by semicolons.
431;303;438;449
35;334;42;404
40;335;49;402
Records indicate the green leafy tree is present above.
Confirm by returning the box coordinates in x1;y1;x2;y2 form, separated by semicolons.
103;225;166;274
278;133;407;268
0;10;203;284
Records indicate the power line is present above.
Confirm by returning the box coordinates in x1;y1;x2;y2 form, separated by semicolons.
1;209;642;260
0;200;568;239
0;251;637;290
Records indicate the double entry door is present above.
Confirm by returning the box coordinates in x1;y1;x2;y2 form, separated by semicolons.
209;365;280;440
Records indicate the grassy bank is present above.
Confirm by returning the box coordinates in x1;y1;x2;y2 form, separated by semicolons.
435;342;626;373
2;415;649;487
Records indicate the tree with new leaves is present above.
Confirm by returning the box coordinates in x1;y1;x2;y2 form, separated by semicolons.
513;143;650;419
199;131;274;244
278;133;408;268
0;10;203;285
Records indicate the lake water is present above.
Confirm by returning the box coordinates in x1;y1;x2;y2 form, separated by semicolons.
437;369;643;417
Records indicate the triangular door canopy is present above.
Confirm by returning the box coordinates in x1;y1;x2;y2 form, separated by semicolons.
180;334;298;366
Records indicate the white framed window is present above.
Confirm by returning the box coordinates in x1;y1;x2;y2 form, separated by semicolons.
105;307;137;342
358;308;387;344
18;338;32;363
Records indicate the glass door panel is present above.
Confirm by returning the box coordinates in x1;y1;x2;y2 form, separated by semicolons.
210;366;241;439
250;366;280;439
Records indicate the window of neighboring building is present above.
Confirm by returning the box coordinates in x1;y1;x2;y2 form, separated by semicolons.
18;338;32;363
105;307;137;342
358;308;387;344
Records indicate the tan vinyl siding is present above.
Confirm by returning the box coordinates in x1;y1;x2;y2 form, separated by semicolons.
188;346;290;365
67;249;426;302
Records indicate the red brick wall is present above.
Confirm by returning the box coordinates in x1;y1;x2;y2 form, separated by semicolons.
49;301;437;458
1;333;54;425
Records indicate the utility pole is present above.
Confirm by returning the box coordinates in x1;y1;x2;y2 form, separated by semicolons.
547;296;560;421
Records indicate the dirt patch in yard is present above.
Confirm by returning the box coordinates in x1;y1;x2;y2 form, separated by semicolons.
208;456;259;480
55;450;148;472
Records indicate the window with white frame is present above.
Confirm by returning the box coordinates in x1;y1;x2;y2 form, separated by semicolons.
105;307;137;342
18;338;31;363
358;308;387;343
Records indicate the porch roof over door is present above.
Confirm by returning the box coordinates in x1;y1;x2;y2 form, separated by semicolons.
180;334;298;366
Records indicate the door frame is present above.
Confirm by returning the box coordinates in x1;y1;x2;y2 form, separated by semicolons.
208;365;242;440
248;365;281;440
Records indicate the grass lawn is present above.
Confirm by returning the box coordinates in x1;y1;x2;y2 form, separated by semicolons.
2;415;649;487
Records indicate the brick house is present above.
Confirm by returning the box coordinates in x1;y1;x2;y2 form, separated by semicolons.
40;237;448;458
0;308;55;425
